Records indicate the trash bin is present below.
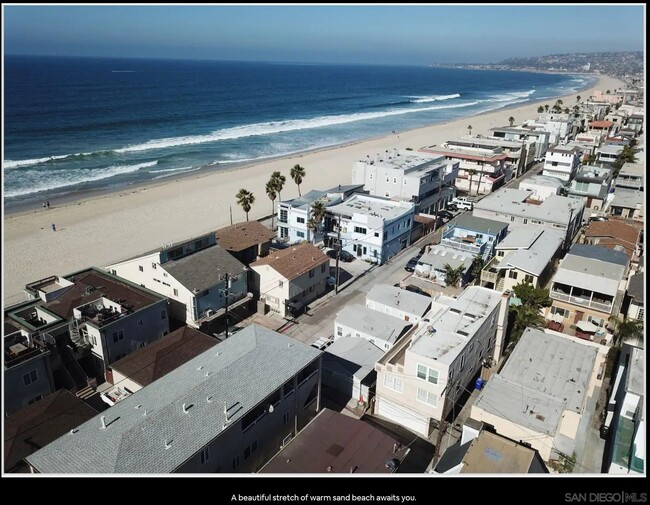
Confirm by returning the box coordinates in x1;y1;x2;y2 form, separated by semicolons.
475;378;484;390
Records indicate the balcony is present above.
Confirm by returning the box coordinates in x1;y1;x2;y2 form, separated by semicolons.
550;289;613;313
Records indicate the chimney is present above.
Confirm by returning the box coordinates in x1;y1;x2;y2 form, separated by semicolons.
493;290;511;362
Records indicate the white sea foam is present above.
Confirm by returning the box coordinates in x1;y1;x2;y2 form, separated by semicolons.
114;101;479;154
484;89;536;103
4;151;102;169
409;93;461;103
149;166;193;174
4;161;157;198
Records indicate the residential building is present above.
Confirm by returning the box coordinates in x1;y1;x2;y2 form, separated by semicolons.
626;273;644;322
259;408;411;473
574;131;603;149
473;188;585;248
547;244;628;332
250;243;329;317
566;165;614;211
615;163;644;191
215;221;275;265
433;420;548;474
4;390;97;473
366;284;433;324
582;220;642;262
542;146;582;183
589;120;616;137
419;145;506;196
591;90;624;105
107;326;218;399
16;268;170;383
334;305;414;352
25;324;322;474
489;126;551;161
321;337;384;404
626;113;644;133
597;144;624;166
518;175;564;202
444;135;537;179
324;194;415;264
351;149;458;214
608;188;644;221
439;213;509;261
4;329;56;416
374;287;509;437
107;234;248;328
415;244;475;287
472;328;606;465
481;228;563;292
605;345;644;474
277;185;365;244
524;114;574;145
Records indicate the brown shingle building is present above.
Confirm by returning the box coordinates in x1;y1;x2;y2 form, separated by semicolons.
216;221;275;265
583;220;642;261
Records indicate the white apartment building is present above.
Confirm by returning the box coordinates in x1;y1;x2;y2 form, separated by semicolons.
490;126;551;161
542;146;582;182
366;284;433;324
518;175;564;202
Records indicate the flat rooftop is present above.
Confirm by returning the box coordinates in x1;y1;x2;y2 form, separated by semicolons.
422;145;507;162
611;188;644;209
281;189;328;210
474;328;599;436
419;244;474;272
474;188;584;225
521;175;565;189
366;284;432;318
328;194;413;222
599;144;624;156
25;324;321;473
450;213;509;235
409;286;502;365
336;305;413;346
448;136;524;149
323;337;384;382
360;150;447;173
461;430;544;473
626;346;644;397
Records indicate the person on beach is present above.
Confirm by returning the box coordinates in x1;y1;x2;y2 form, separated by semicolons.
51;223;56;232
43;202;47;209
46;200;50;209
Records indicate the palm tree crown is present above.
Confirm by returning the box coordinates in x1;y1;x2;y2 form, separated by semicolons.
442;263;465;287
266;180;277;230
508;116;515;126
270;171;286;201
236;188;255;221
290;164;306;197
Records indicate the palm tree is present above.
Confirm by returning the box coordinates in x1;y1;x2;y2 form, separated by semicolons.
576;95;581;103
508;281;552;345
471;255;486;281
544;104;550;113
556;99;563;107
564;107;571;114
290;164;306;197
265;180;277;230
467;169;477;196
236;188;255;221
306;218;319;244
467;125;472;136
613;318;643;346
573;105;580;114
537;105;545;114
508;116;515;127
442;263;466;288
270;171;286;201
309;200;327;243
606;89;611;94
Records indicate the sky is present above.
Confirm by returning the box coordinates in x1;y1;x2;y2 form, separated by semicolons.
3;4;645;65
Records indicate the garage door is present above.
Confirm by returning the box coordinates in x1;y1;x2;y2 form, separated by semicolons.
376;397;430;436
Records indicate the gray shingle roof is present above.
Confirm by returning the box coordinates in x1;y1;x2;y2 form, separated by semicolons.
25;324;320;474
163;245;246;293
569;244;629;267
451;214;509;236
627;273;644;304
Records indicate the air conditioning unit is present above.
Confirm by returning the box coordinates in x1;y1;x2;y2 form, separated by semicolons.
205;309;215;317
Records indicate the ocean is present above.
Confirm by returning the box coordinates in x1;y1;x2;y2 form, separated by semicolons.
3;56;594;207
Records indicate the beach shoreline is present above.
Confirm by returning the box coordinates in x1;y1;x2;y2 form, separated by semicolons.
3;73;625;306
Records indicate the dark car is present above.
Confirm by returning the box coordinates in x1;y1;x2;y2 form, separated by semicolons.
404;254;421;272
327;249;355;262
589;216;609;222
438;210;455;221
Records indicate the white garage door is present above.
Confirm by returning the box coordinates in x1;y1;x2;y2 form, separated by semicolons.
376;397;430;436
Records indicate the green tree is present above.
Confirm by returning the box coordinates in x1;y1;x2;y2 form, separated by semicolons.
613;145;638;174
573;105;580;114
306;218;319;243
471;255;486;281
235;188;255;221
508;116;515;127
606;89;611;94
564;107;571;114
509;281;552;345
584;154;597;164
290;164;306;197
544;104;550;113
556;99;564;107
576;95;581;103
270;171;286;201
265;180;277;230
613;318;643;346
537;105;545;114
467;168;477;196
467;124;472;135
442;263;466;288
309;200;327;243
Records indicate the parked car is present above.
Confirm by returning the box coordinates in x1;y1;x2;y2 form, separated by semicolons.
589;215;609;222
450;196;473;211
404;254;421;272
438;210;455;221
326;249;355;262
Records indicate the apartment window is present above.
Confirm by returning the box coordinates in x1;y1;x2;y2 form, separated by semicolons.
161;309;167;320
309;268;315;279
523;219;528;224
383;374;404;393
638;308;645;321
524;274;534;284
417;364;438;385
28;394;44;405
278;280;284;288
375;232;379;237
393;177;397;184
498;251;504;257
138;320;143;326
336;326;343;336
354;226;367;234
508;270;518;280
244;440;258;460
383;231;388;240
460;354;466;370
588;315;605;327
416;388;438;407
283;412;290;425
321;264;326;273
297;217;305;224
510;216;515;222
23;370;38;386
232;456;240;470
139;266;144;272
449;368;454;381
490;315;496;328
90;335;97;346
152;263;157;270
112;330;124;343
200;447;210;465
550;306;569;318
173;288;179;296
297;231;305;238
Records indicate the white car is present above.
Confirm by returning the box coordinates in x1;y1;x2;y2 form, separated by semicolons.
450;197;473;210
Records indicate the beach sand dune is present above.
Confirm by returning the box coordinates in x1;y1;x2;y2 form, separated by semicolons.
3;75;625;306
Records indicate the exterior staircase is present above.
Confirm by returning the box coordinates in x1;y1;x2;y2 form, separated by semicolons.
496;277;505;291
75;385;96;400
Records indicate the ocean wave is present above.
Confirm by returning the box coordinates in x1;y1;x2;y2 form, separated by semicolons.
4;161;157;198
149;166;193;174
153;167;202;180
4;150;112;169
409;93;461;103
115;101;479;154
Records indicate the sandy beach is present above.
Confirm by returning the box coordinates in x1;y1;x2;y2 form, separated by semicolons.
3;74;625;306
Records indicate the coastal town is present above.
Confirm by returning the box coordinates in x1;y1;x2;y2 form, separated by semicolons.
4;74;644;476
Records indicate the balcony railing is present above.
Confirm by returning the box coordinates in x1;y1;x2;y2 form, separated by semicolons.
550;290;613;313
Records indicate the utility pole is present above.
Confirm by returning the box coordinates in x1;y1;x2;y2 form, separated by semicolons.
223;273;229;339
229;206;233;226
335;213;342;294
432;380;457;467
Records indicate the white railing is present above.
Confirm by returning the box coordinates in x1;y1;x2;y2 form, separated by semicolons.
550;291;613;312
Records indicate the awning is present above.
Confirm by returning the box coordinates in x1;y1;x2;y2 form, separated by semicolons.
576;320;599;333
549;312;564;324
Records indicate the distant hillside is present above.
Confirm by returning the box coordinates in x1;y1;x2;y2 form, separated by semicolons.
431;51;643;78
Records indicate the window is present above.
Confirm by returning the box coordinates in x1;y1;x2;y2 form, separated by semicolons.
460;354;466;370
23;370;38;386
523;219;528;224
386;176;390;183
321;264;326;273
587;315;605;327
297;217;305;224
383;374;404;393
232;456;240;470
139;266;144;272
283;412;290;425
309;268;315;278
416;388;438;407
638;308;645;321
393;177;397;184
112;330;124;343
510;216;515;222
297;231;305;238
383;231;388;240
336;326;343;336
138;320;143;326
173;288;179;296
550;306;569;318
524;274;534;284
279;280;284;288
110;269;116;275
354;226;367;234
417;364;438;384
369;173;373;180
90;335;97;346
244;440;258;460
508;270;518;279
28;394;44;405
200;447;210;465
161;310;167;320
375;232;379;237
498;251;505;257
449;368;454;381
